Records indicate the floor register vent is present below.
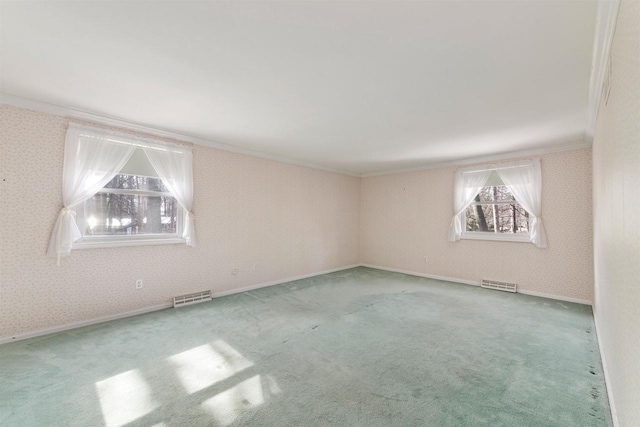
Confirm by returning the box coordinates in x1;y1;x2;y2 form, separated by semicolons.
173;290;212;308
481;279;517;293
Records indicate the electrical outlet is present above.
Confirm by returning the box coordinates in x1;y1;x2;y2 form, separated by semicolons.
252;264;258;271
424;256;428;263
135;279;143;289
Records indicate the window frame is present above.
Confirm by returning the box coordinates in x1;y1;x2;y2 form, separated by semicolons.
460;182;531;243
73;173;186;250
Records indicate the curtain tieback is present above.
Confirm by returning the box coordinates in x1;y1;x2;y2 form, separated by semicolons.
55;206;76;266
61;206;76;217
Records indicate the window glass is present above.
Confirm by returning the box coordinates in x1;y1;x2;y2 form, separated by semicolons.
103;174;169;192
465;185;529;234
83;173;179;237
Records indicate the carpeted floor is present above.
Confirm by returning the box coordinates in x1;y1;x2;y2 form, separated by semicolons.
0;267;612;426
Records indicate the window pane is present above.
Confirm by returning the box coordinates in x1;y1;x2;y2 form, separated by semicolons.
475;185;516;203
465;204;493;232
514;205;530;233
465;203;529;234
84;193;178;236
475;187;494;203
103;174;169;192
492;185;516;202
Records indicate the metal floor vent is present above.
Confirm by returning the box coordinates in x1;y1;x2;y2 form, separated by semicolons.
173;290;212;308
481;279;517;293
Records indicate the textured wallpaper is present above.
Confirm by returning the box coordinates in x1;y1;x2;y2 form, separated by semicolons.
0;105;361;338
592;1;640;425
0;103;602;340
361;148;594;302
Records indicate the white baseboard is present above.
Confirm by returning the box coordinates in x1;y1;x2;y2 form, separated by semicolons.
0;263;592;344
0;303;173;345
0;264;360;345
360;264;481;287
212;264;360;298
360;264;592;305
593;310;619;427
516;289;592;306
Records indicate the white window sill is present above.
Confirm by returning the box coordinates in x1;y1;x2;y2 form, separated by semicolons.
73;236;186;250
461;233;531;243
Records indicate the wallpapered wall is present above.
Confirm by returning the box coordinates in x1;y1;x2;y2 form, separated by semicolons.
0;103;597;340
592;1;640;425
360;148;594;302
0;105;361;338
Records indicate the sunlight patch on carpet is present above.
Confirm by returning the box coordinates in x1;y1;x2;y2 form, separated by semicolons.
201;375;265;426
95;369;159;427
167;340;253;394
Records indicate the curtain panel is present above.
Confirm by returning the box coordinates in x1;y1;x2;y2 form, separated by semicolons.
143;147;197;247
447;169;492;241
47;125;136;264
495;159;547;248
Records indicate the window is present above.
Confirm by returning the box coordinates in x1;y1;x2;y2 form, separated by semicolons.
448;160;546;247
47;124;196;263
464;186;529;234
461;171;530;242
73;149;185;248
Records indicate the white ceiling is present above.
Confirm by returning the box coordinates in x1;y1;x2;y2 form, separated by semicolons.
0;1;597;175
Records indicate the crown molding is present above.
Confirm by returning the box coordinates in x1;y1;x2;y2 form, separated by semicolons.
0;92;360;177
2;93;592;179
585;0;621;144
360;139;590;178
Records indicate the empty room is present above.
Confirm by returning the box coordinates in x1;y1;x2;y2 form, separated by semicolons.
0;1;638;426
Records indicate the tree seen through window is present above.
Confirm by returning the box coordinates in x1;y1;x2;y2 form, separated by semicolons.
84;174;178;236
464;185;529;234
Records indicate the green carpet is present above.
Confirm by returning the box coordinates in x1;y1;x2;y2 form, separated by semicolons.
0;267;611;426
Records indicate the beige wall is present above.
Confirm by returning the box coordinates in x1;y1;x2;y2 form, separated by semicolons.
592;1;640;426
0;105;361;338
0;103;598;339
361;148;594;302
0;102;600;341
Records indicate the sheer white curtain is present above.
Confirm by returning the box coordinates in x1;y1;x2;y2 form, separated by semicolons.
496;159;547;248
143;147;197;247
447;169;492;242
47;125;136;264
